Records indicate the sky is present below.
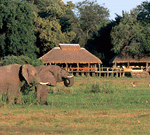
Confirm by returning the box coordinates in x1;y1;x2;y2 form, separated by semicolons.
62;0;145;20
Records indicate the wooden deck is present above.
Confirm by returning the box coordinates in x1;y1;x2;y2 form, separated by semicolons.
67;67;150;78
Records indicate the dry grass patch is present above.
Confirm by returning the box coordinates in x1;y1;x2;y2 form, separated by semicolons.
0;107;150;134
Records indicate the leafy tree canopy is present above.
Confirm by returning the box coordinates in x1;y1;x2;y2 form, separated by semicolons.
137;1;150;23
26;0;74;19
0;0;38;58
31;0;76;55
33;12;76;52
72;0;109;47
111;9;150;56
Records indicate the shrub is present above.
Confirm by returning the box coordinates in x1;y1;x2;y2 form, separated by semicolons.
1;93;8;103
84;82;115;94
2;55;43;67
91;83;101;93
21;82;38;104
21;92;37;104
100;83;115;94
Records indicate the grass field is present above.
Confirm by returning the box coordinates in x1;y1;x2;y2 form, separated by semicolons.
0;77;150;134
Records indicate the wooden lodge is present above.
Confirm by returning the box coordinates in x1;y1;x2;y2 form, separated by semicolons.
39;44;102;76
110;46;150;78
39;45;150;78
111;46;150;70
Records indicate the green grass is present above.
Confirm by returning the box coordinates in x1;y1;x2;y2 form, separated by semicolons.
45;77;150;110
0;77;150;134
47;90;150;110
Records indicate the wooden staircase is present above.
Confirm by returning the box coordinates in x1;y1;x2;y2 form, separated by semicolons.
131;71;150;78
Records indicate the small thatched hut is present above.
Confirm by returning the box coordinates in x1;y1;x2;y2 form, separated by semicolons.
111;46;150;71
39;44;102;73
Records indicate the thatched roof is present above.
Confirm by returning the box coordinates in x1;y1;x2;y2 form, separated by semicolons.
111;46;150;63
39;44;102;64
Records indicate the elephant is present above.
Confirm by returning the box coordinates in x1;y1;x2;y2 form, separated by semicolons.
0;64;48;105
35;65;74;104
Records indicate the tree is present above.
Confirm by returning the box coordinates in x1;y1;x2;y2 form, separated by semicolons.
71;0;109;47
111;9;150;56
0;0;38;58
33;12;75;51
32;0;76;55
137;1;150;23
86;16;122;66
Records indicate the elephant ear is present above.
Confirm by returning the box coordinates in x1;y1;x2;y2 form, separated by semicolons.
22;64;31;85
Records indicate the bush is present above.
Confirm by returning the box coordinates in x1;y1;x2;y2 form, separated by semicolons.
21;92;37;104
2;55;43;67
100;83;115;94
84;82;115;94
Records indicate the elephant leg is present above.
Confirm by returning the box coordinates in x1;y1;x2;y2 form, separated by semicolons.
41;92;48;105
39;85;48;105
7;84;21;105
35;84;42;103
35;84;48;105
8;91;16;105
36;91;48;105
15;91;21;104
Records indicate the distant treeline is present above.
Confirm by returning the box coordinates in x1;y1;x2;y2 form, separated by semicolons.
0;0;150;66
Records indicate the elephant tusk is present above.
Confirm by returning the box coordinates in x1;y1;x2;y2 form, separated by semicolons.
40;82;49;85
66;75;74;79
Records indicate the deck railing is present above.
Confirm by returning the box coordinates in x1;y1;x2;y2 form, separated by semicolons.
67;66;149;73
68;67;97;72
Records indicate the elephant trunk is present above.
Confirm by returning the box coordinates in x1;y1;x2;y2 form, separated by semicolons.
64;76;74;87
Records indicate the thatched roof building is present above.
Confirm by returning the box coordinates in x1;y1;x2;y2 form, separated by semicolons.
111;46;150;69
39;44;102;72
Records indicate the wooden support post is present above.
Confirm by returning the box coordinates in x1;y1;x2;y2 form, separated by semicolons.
123;72;125;77
85;72;88;77
107;68;109;77
88;63;90;68
116;72;118;77
95;64;97;71
127;62;130;68
120;71;121;77
115;62;117;68
112;69;114;77
92;73;95;77
98;63;101;71
146;62;148;71
111;72;113;77
99;72;101;77
76;72;79;76
66;63;68;71
81;72;85;77
77;63;79;71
